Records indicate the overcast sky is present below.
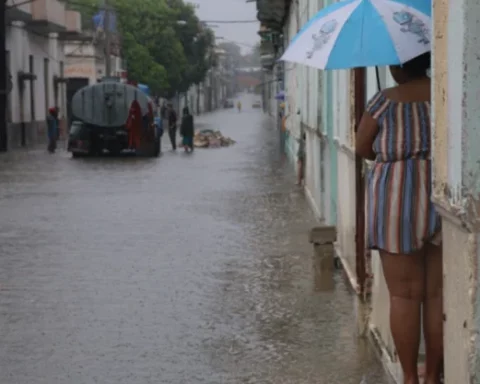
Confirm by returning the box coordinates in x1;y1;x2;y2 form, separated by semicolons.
191;0;260;53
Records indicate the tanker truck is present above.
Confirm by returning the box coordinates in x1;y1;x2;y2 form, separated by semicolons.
67;79;161;158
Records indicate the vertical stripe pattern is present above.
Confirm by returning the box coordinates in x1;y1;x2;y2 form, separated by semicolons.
365;91;440;254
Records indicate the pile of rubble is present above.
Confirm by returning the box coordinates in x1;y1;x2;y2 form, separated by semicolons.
193;129;236;148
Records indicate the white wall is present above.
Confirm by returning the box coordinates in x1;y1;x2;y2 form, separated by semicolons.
284;0;299;140
6;22;66;126
64;56;97;84
332;68;357;285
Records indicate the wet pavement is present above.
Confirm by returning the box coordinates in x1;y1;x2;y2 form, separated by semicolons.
0;94;393;384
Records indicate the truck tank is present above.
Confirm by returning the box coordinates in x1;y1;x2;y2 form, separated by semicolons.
68;80;160;158
71;80;151;127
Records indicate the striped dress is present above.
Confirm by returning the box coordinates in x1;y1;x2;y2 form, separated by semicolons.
365;91;441;255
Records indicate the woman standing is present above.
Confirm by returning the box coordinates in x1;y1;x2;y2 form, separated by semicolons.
180;107;194;153
356;53;442;384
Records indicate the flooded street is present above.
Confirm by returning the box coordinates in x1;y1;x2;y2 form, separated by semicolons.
0;95;392;384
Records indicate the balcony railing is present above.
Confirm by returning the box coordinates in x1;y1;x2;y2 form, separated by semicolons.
65;10;81;33
31;0;66;29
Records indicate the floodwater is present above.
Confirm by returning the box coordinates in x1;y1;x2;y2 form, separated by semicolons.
0;94;393;384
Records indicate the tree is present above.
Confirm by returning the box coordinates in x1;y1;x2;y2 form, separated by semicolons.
179;27;215;92
67;0;214;96
217;42;243;69
167;2;215;94
113;0;187;96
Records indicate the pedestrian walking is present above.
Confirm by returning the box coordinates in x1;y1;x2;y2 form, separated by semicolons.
356;52;443;384
180;106;194;153
46;107;59;153
160;101;168;134
296;131;306;186
167;103;178;150
154;115;164;140
237;101;242;112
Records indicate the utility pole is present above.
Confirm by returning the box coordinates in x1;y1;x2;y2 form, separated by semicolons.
0;0;8;151
103;0;111;77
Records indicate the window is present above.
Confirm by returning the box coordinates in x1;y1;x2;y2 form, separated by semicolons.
44;58;49;113
29;55;35;121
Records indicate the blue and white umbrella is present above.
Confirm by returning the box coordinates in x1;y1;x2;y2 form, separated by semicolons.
280;0;431;70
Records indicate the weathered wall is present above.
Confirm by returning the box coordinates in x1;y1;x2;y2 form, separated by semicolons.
431;0;480;381
6;23;66;147
333;67;356;284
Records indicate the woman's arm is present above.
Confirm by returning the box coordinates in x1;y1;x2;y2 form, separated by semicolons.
355;112;378;161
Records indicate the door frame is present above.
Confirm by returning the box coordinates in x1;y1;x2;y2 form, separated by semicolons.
354;68;367;296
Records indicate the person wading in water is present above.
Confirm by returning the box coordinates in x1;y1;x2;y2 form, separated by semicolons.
167;103;178;150
180;106;194;153
46;107;59;153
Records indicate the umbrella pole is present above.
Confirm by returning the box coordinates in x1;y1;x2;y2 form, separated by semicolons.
375;66;381;91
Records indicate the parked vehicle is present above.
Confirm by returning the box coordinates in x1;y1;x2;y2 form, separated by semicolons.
223;99;234;108
252;100;262;108
68;79;161;158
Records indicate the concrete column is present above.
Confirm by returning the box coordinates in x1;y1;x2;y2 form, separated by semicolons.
431;0;480;382
9;21;27;125
48;32;59;109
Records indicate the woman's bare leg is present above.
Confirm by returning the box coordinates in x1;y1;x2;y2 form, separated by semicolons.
423;242;443;384
381;250;425;384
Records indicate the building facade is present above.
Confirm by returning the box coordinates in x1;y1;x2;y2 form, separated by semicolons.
256;0;471;383
431;0;480;382
64;34;127;125
5;0;82;148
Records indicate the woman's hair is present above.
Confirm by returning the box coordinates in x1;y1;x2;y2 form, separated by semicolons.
183;106;190;115
400;52;431;78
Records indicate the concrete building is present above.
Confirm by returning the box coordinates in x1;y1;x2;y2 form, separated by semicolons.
64;33;127;125
64;37;126;86
5;0;83;147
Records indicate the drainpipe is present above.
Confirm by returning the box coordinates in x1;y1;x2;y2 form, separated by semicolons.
354;67;366;296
